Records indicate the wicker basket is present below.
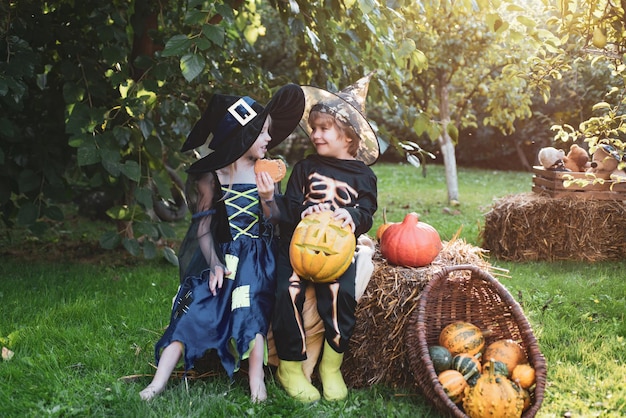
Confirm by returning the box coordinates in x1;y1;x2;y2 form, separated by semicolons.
405;264;547;417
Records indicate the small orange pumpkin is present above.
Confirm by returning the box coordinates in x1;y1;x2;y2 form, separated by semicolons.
379;212;442;267
438;369;468;404
375;208;395;241
483;339;527;376
511;363;536;389
439;321;485;356
289;210;356;283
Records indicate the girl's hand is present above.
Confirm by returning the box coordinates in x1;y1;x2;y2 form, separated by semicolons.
332;208;356;233
208;265;230;296
255;171;275;202
301;203;331;218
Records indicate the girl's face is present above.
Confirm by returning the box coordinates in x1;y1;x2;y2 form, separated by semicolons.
309;114;353;160
245;116;272;160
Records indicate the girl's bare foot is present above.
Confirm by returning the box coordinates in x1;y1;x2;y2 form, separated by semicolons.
249;374;267;403
139;383;165;401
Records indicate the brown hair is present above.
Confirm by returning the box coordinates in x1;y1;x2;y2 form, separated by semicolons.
309;110;360;157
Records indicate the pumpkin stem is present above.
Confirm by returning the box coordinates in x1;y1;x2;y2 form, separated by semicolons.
487;358;496;381
382;207;387;224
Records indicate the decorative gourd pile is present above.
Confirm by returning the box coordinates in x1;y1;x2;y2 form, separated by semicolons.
432;321;538;418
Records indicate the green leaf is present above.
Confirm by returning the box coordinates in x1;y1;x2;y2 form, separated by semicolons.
62;82;85;103
143;240;157;259
516;16;536;28
100;152;122;177
413;113;430;137
16;202;38;226
120;160;141;182
138;119;154;139
135;221;159;239
122;237;141;256
106;205;133;221
184;9;208;25
29;221;48;235
135;187;153;210
447;122;459;143
145;136;163;159
163;246;179;266
161;35;192;57
181;54;205;82
396;39;416;58
215;4;234;20
44;205;64;221
202;24;225;46
159;222;177;239
76;142;100;167
113;126;132;147
0;78;8;95
100;231;121;250
592;102;611;111
65;102;91;135
18;170;41;194
0;117;16;140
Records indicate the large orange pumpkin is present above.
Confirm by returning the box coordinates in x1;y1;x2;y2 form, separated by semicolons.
379;212;442;267
289;210;356;283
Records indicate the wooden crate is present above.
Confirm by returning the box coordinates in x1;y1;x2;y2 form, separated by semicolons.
532;166;626;200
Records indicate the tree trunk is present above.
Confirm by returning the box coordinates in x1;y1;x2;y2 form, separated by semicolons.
515;140;533;171
438;134;459;202
436;79;460;203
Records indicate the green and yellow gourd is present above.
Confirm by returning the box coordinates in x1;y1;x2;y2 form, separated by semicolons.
429;345;453;374
463;359;524;418
438;321;485;356
437;369;468;404
451;353;481;380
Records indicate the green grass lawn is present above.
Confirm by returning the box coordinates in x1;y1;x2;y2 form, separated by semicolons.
1;163;625;417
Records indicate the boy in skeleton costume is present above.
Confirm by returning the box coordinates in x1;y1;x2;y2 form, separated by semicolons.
271;72;379;402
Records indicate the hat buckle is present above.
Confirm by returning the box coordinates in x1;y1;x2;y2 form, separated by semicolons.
228;97;257;126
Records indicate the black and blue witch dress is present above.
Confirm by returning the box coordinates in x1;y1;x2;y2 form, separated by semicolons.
154;182;277;378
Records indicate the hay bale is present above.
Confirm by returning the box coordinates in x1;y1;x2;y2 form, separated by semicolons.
343;239;492;389
482;193;626;261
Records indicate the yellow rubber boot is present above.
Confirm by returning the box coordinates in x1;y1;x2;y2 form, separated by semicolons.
318;340;348;401
276;360;321;402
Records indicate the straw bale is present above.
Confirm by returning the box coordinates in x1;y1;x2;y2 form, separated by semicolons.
342;238;492;389
482;193;626;261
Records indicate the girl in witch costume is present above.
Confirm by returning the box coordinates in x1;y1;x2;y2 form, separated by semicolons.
271;72;379;402
139;84;305;402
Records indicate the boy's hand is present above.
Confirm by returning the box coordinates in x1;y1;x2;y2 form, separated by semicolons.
301;203;331;218
332;208;356;233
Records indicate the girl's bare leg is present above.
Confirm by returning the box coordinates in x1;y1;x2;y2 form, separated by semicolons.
248;334;267;402
139;341;183;401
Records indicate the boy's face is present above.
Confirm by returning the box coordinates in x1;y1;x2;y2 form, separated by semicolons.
309;115;354;160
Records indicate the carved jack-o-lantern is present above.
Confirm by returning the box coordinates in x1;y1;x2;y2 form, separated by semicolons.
289;210;356;283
